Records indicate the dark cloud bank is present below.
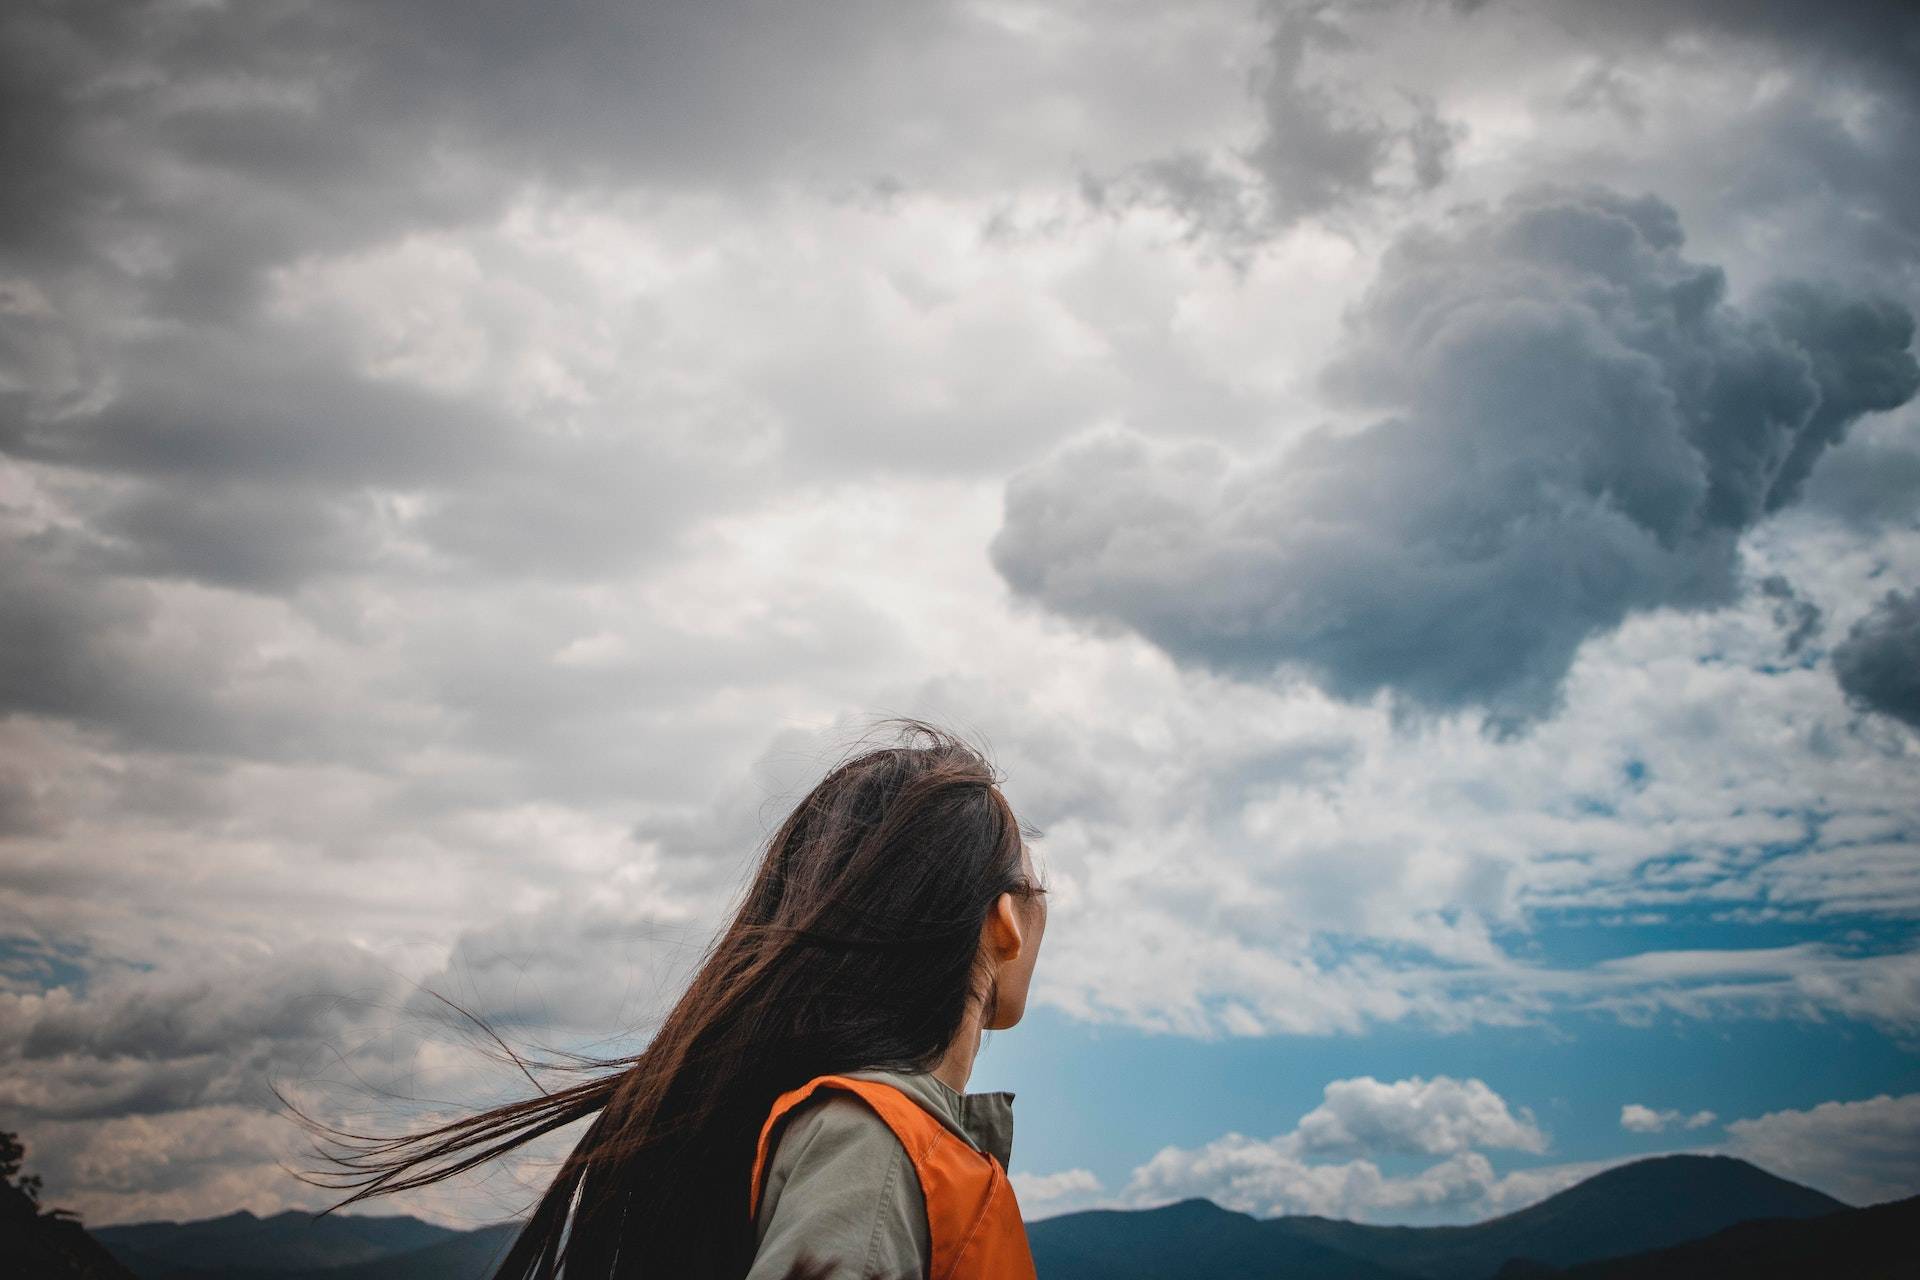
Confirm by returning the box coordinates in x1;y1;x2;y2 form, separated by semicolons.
1834;588;1920;729
992;186;1920;730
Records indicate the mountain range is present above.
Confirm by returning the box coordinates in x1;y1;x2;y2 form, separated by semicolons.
75;1154;1911;1279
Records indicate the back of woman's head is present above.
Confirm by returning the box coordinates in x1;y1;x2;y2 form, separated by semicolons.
291;718;1041;1280
731;722;1035;1068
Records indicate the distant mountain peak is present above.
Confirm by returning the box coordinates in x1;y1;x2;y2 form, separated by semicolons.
1506;1153;1848;1223
1154;1196;1244;1216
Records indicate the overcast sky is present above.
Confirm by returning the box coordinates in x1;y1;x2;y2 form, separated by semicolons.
4;0;1920;1232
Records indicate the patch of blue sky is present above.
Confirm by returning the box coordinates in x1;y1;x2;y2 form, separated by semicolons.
1569;757;1653;816
1509;907;1918;969
0;934;96;994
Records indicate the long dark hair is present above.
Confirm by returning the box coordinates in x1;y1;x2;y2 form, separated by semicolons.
282;718;1046;1278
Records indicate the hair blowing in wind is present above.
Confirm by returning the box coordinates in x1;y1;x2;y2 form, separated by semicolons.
278;719;1046;1279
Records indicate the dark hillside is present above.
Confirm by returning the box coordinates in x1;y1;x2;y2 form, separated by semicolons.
1;1130;138;1280
95;1208;462;1277
139;1222;525;1280
1493;1192;1920;1279
1027;1196;1417;1280
1262;1154;1846;1278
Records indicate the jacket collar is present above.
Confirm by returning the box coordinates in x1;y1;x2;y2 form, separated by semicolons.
840;1066;1016;1168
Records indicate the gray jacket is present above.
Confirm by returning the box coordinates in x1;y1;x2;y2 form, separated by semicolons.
745;1067;1017;1280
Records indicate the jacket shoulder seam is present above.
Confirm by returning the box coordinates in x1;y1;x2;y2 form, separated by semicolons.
858;1138;913;1279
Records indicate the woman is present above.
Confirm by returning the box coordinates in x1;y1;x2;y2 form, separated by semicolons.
292;719;1049;1279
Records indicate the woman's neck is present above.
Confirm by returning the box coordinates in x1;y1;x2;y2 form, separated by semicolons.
929;1004;984;1093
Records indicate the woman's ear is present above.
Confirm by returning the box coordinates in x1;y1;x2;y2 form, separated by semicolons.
986;890;1024;963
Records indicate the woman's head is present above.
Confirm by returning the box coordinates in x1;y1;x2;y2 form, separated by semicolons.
291;718;1044;1280
728;720;1048;1069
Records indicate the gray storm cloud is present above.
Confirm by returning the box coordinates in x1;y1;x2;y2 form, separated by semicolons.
1832;588;1920;729
0;945;409;1121
1101;1;1461;252
991;186;1920;728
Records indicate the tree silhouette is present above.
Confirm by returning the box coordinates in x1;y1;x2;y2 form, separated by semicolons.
0;1128;138;1278
2;1128;46;1209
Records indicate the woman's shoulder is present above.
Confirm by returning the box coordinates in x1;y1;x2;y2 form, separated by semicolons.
761;1088;919;1207
751;1091;930;1279
772;1088;908;1160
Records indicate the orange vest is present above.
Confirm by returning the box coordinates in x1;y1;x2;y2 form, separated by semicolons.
749;1073;1038;1280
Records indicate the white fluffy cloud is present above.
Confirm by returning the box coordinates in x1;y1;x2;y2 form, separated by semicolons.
1009;1167;1104;1212
1725;1092;1920;1207
1111;1074;1548;1223
1294;1075;1548;1158
1620;1104;1718;1133
1125;1141;1503;1222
